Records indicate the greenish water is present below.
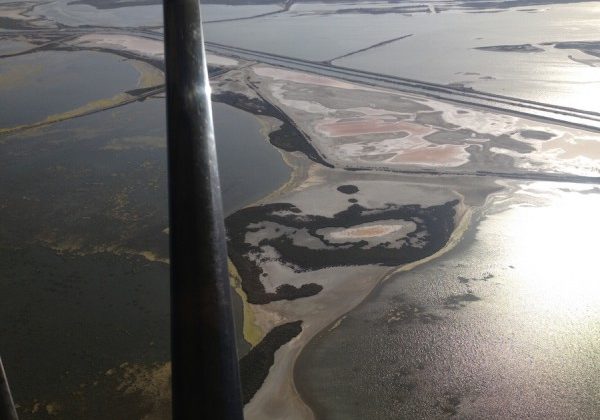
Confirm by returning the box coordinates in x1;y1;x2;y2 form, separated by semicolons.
0;90;292;416
0;50;141;127
0;98;170;418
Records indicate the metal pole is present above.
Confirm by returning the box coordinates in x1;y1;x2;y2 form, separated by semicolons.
162;1;244;419
0;356;18;420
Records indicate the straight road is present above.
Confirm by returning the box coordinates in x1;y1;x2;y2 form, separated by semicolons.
206;41;600;132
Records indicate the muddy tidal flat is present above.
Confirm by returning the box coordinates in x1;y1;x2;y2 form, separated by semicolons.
1;1;600;419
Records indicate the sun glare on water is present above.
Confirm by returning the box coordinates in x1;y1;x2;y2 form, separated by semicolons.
502;187;600;319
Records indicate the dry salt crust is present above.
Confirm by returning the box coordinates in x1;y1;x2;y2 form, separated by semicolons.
69;34;239;68
206;53;239;67
70;34;164;59
249;65;600;177
431;99;600;176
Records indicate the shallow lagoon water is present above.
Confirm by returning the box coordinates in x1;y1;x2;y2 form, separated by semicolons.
0;50;141;127
0;39;33;55
0;91;289;415
296;182;600;419
213;102;291;215
0;98;171;418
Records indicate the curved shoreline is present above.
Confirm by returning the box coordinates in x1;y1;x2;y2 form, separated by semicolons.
291;199;475;419
228;143;476;418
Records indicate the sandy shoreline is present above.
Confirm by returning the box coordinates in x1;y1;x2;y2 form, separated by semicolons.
224;154;477;419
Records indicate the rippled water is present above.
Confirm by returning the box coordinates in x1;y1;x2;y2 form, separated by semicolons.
296;182;600;419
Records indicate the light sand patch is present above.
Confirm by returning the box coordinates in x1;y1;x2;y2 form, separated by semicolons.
284;174;459;218
348;106;412;117
206;53;239;66
329;224;408;238
138;251;169;264
254;66;378;91
317;221;418;249
129;60;164;87
72;34;164;58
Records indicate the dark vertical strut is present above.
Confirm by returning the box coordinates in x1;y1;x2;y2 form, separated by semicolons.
0;357;18;420
162;1;244;419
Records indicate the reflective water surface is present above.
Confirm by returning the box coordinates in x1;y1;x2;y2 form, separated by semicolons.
296;182;600;419
205;2;600;112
